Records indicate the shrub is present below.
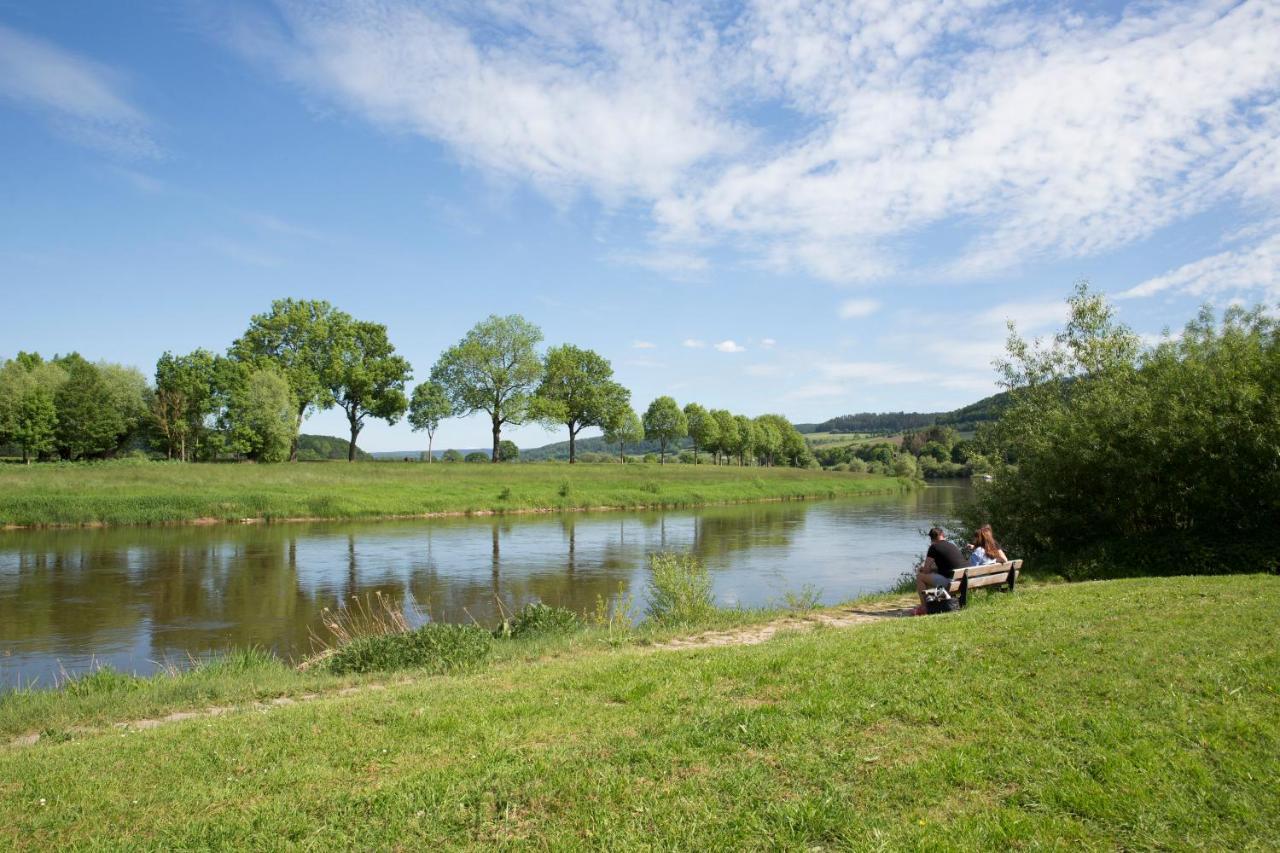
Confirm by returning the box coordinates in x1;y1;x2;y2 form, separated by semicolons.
496;602;582;639
464;451;489;463
781;583;823;612
324;623;491;675
646;552;715;626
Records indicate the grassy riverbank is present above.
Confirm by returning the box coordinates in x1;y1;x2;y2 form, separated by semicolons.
0;462;913;528
3;576;1278;848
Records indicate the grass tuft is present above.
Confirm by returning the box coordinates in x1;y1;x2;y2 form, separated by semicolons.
646;552;716;626
323;623;492;675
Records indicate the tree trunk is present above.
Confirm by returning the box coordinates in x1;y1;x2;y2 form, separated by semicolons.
619;442;625;463
348;416;361;462
660;440;666;465
491;419;501;463
291;403;307;462
692;441;699;463
427;432;434;463
568;422;577;464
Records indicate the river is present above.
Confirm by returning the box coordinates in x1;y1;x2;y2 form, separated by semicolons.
0;483;970;688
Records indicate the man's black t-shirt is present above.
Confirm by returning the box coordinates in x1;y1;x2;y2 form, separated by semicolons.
926;540;966;579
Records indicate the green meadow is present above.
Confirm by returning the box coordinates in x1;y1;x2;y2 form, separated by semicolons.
3;576;1277;849
0;462;912;528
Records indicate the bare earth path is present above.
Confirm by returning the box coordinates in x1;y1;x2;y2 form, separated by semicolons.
7;597;917;748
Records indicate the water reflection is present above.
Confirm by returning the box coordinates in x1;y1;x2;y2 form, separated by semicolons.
0;485;965;686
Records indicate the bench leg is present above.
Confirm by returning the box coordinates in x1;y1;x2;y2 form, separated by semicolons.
959;573;969;608
1007;569;1017;594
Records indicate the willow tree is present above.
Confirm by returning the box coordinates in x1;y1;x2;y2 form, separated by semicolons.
431;315;543;462
532;344;629;463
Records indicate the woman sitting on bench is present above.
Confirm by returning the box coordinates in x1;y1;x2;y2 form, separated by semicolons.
968;524;1008;566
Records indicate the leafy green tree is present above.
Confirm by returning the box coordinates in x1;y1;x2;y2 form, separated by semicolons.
683;403;719;465
97;362;151;453
642;396;687;464
0;354;67;463
328;319;412;462
752;416;781;466
498;439;519;462
408;381;452;463
731;415;755;466
464;451;490;463
431;315;543;462
153;349;221;461
709;409;737;465
53;357;127;460
603;407;644;463
441;449;464;463
970;282;1280;578
230;298;348;461
225;366;294;463
532;344;629;463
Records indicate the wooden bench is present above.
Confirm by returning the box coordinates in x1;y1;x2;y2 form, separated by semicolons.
945;560;1022;607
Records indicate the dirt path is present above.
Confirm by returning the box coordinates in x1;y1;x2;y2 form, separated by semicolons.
7;598;917;749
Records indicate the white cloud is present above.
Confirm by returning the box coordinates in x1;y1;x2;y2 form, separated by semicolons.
838;299;881;319
0;24;156;157
714;339;745;353
230;1;1280;284
682;338;706;349
1120;230;1280;302
760;338;777;348
631;340;656;349
611;249;709;279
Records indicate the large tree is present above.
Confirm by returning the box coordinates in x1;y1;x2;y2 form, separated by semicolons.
407;380;452;463
328;319;412;462
683;403;719;465
431;315;543;462
603;407;644;463
230;298;348;461
642;396;687;465
532;344;630;463
53;357;126;460
732;415;755;466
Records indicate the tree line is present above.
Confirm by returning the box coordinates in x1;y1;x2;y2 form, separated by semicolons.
0;300;812;467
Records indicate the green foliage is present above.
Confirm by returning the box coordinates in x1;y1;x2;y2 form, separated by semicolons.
296;434;372;461
498;439;519;462
431;314;543;461
152;349;222;461
602;407;644;462
224;366;294;463
53;357;129;460
683;402;719;463
495;602;582;639
642;396;688;464
407;380;451;460
64;666;142;698
441;449;464;463
327;318;411;462
646;552;716;626
532;344;629;463
464;451;489;463
710;408;738;464
970;283;1280;578
780;583;824;612
323;623;492;675
230;299;346;456
0;354;67;463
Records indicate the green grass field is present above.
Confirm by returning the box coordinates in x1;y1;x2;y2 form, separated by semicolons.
0;462;912;528
3;576;1277;848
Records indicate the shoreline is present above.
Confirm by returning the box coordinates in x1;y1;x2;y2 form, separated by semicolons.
0;485;917;532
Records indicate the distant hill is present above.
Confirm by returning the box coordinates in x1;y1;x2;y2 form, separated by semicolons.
298;434;372;461
796;391;1011;436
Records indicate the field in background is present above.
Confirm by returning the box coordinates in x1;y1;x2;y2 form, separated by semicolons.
0;462;912;528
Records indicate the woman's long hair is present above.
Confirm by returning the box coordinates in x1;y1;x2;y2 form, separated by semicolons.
971;524;1000;556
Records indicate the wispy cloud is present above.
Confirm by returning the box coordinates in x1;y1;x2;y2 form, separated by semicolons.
745;364;783;377
1120;230;1280;302
682;338;706;349
225;1;1280;287
838;299;880;319
760;338;776;348
631;340;656;350
0;24;157;157
243;212;323;241
714;339;745;353
611;249;709;279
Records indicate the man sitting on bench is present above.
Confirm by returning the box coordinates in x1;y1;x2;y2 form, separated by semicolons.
917;527;965;604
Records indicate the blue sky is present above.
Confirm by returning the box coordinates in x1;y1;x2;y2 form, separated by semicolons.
1;0;1277;451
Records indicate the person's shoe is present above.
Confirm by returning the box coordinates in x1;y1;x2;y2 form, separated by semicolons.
912;604;926;617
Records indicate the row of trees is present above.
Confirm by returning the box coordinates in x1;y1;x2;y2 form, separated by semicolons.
1;301;814;467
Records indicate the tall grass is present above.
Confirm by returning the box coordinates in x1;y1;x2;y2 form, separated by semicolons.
646;552;717;626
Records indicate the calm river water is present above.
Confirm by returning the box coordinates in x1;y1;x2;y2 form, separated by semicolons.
0;484;970;688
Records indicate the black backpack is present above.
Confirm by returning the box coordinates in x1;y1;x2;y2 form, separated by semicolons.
923;587;959;615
